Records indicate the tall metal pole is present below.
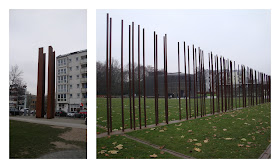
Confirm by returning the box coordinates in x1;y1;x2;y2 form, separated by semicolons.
109;17;112;132
255;70;257;105
209;54;212;114
143;28;146;127
178;42;181;120
193;45;196;118
217;56;220;112
211;52;214;114
220;57;223;112
106;13;110;134
224;58;227;112
165;35;168;123
184;42;188;120
154;31;156;125
129;25;132;129
230;61;233;110
121;20;124;132
138;25;141;129
188;46;191;118
132;22;135;130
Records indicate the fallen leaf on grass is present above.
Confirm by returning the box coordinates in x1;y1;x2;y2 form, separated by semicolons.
115;144;123;150
223;129;227;131
204;139;209;143
213;134;217;137
181;135;185;138
188;130;192;133
238;144;244;147
108;150;118;154
101;146;106;149
188;139;193;142
241;138;246;141
195;143;202;146
159;145;165;149
150;154;158;158
252;136;256;140
224;138;233;140
176;123;182;126
99;150;107;154
159;130;165;132
177;128;182;130
112;142;117;145
193;139;198;141
150;128;156;130
160;151;165;154
246;145;251;148
247;142;252;145
194;147;201;152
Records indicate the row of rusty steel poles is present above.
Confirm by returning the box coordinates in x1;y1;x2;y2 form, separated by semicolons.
105;14;271;135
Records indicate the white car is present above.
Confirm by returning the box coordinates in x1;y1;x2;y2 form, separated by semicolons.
67;112;75;117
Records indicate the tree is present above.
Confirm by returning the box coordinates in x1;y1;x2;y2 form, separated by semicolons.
9;65;26;110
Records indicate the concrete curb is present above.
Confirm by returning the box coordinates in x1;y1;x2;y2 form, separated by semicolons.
259;144;271;159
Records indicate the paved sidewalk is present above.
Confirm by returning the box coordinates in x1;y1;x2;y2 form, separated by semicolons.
38;149;87;159
10;116;87;129
259;144;271;159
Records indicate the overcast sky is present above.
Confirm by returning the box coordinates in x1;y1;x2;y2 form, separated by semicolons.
96;9;270;76
9;9;87;95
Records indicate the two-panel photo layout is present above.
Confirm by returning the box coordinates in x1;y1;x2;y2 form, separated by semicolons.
9;9;271;159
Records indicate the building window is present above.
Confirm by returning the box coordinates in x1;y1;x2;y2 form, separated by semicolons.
70;94;72;98
69;67;72;71
69;75;72;80
77;75;79;79
77;93;80;98
70;84;72;89
58;69;60;75
76;57;79;61
69;58;71;63
76;66;79;70
77;84;80;88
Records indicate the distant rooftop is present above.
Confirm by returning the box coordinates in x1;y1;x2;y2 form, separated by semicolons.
57;49;87;58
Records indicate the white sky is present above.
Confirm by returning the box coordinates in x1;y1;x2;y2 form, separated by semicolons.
9;9;87;95
96;9;270;75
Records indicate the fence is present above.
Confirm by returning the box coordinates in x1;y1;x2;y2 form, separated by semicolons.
104;13;271;135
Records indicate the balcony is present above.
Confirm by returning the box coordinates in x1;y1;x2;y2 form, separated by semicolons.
81;88;87;93
80;68;87;73
80;78;87;83
81;98;87;103
80;58;87;65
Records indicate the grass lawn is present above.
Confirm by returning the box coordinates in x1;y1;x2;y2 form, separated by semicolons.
97;97;253;131
97;135;179;159
126;103;271;159
97;127;107;134
10;120;86;159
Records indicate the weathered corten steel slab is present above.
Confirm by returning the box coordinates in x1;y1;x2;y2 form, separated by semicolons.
47;46;55;119
36;48;45;118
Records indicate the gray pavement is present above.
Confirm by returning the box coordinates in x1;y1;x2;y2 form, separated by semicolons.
10;116;87;129
38;149;87;159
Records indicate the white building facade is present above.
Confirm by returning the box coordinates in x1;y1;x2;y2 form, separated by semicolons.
56;49;87;112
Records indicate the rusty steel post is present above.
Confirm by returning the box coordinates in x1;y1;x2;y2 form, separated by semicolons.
36;47;45;118
193;46;196;118
109;17;112;132
195;49;198;116
244;66;246;107
252;69;254;106
199;49;202;117
132;22;135;130
188;46;191;118
230;61;233;110
121;20;124;132
165;35;168;123
209;54;212;114
211;52;214;114
203;52;206;116
164;36;167;123
143;28;146;127
154;31;157;125
255;70;257;105
47;46;55;119
234;61;237;109
156;34;159;124
238;64;240;108
129;25;132;129
220;57;223;112
178;42;181;120
242;65;244;107
224;58;227;112
138;25;141;129
106;14;109;134
214;55;217;113
217;56;220;112
184;42;188;120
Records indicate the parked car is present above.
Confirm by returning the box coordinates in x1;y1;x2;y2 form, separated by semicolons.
79;109;87;118
67;111;75;117
73;111;81;118
10;108;19;116
55;110;67;117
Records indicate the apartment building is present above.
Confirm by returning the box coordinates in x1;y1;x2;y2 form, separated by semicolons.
56;49;87;112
